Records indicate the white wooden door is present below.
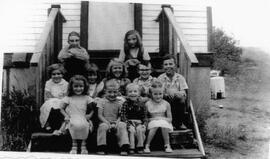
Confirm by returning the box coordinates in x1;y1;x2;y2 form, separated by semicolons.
88;2;134;50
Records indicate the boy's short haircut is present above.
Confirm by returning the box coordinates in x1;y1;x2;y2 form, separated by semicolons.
137;62;152;70
105;79;120;90
126;83;141;94
68;31;80;39
162;54;176;64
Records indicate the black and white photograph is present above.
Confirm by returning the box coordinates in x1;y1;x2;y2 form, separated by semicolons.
0;0;270;158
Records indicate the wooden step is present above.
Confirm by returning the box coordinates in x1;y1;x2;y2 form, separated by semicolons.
29;128;197;153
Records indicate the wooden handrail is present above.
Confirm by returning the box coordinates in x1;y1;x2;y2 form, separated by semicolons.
30;8;59;65
190;100;205;156
29;6;65;107
163;7;198;64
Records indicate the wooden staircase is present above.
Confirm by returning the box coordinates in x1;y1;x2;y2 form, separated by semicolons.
26;4;208;159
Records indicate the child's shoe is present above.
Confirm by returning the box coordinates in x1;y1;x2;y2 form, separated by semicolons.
164;144;173;153
137;147;144;154
129;149;135;154
97;145;106;155
120;151;128;156
81;147;88;154
144;145;151;153
120;144;129;156
69;147;77;154
96;151;105;155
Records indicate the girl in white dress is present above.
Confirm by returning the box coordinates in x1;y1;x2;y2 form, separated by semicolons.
39;64;68;132
59;75;94;154
144;79;173;153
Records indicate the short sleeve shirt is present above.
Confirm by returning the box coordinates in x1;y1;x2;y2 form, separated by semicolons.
97;98;122;122
133;76;156;95
158;73;188;91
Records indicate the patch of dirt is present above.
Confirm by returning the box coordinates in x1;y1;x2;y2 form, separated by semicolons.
205;48;270;159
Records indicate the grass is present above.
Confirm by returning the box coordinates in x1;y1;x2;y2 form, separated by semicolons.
204;118;247;149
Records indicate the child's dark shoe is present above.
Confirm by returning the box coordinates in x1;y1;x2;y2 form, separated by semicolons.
137;147;144;154
120;144;129;156
97;145;106;155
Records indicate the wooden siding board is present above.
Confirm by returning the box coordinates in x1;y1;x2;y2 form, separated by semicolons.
142;4;208;53
80;1;89;50
207;6;212;52
134;3;143;37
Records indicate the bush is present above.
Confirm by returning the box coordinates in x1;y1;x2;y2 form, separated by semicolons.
210;28;242;75
1;87;38;151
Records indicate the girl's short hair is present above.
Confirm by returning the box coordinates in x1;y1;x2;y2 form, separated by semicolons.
68;31;80;40
86;63;102;84
47;63;65;77
126;83;141;95
105;58;128;79
149;79;164;96
67;75;89;96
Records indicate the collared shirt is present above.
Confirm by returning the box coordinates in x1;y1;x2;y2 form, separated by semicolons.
158;73;188;92
133;76;156;95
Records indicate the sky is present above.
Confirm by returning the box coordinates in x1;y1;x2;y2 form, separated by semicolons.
207;0;270;52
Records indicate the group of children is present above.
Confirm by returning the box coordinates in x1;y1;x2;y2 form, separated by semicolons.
39;30;189;155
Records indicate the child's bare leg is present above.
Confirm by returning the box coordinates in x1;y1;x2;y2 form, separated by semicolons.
144;127;158;153
70;139;78;154
161;128;173;153
53;122;66;135
81;140;88;154
161;128;170;145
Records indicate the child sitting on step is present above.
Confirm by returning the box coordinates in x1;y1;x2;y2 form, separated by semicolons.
59;75;94;154
39;63;68;133
133;63;156;100
58;31;90;80
158;54;188;130
120;83;147;154
144;79;173;153
86;63;103;99
96;79;130;156
97;58;130;98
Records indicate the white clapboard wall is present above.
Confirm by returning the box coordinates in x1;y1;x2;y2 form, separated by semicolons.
3;1;207;53
142;4;208;53
3;0;81;53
